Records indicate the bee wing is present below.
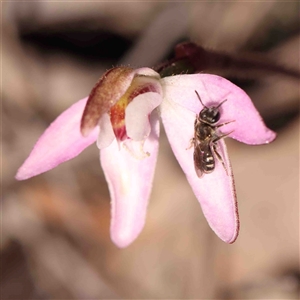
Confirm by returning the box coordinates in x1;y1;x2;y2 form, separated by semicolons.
193;144;204;178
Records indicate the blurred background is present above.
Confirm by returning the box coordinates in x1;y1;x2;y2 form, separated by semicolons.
2;1;299;299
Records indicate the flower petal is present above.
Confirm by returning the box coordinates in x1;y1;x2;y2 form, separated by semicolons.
160;98;239;243
126;91;162;141
16;98;99;180
161;74;276;145
100;112;160;248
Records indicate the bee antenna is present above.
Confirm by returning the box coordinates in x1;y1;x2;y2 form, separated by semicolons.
216;99;227;108
195;90;207;108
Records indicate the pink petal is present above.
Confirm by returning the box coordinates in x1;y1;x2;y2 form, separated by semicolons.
161;74;276;145
16;98;99;180
100;112;160;248
160;98;239;243
126;92;162;141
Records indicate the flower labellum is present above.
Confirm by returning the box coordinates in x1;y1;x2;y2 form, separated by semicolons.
16;67;276;247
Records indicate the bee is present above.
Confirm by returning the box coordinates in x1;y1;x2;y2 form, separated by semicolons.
193;90;233;177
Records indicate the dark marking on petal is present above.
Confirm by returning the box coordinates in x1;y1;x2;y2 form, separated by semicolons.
80;67;135;136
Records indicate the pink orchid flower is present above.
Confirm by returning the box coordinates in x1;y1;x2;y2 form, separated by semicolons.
16;67;276;248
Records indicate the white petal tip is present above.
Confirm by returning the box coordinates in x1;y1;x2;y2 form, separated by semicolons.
111;223;143;248
15;168;29;181
217;225;239;244
227;233;239;244
265;130;277;143
15;173;23;181
111;233;136;248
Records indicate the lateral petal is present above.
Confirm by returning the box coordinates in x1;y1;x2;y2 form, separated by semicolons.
16;98;99;180
161;74;276;145
100;112;160;248
160;98;239;243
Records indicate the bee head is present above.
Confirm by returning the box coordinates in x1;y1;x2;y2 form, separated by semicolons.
195;90;227;125
199;106;220;124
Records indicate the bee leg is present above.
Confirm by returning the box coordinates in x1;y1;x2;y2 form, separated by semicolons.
213;130;234;142
212;143;228;175
186;137;195;150
187;114;199;150
216;120;235;129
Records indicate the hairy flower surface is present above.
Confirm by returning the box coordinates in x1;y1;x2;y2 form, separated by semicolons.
16;67;276;247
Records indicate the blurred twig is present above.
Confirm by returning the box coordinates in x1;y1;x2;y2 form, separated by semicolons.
156;42;300;80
